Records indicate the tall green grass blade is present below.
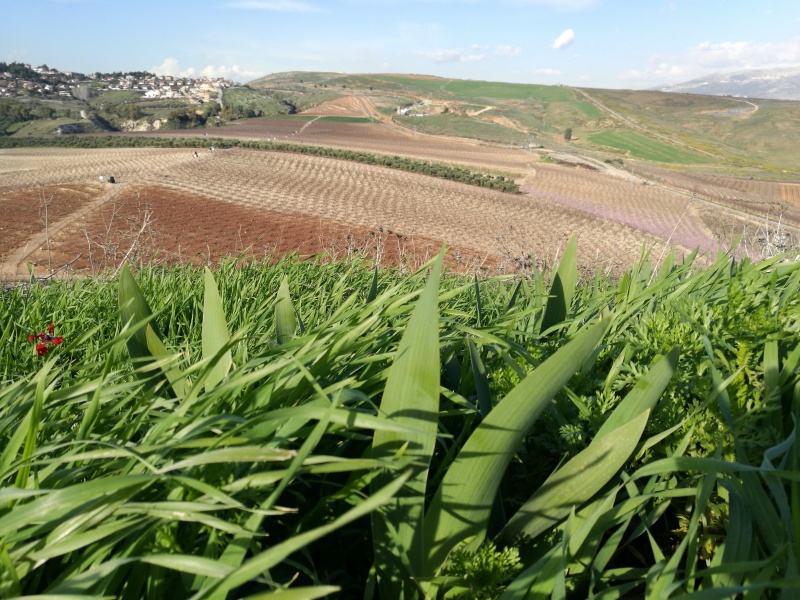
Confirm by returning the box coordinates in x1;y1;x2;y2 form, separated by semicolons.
76;351;114;441
241;586;340;599
421;315;611;575
275;276;296;345
195;471;411;599
0;476;152;538
474;274;483;328
467;338;492;417
371;253;443;593
506;278;523;314
202;267;232;391
367;267;379;303
540;235;577;333
14;367;49;489
764;339;782;434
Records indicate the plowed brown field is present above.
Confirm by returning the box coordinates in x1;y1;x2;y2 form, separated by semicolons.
8;114;791;282
0;147;694;280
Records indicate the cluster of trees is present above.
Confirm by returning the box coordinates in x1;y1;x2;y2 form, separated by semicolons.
101;102;142;121
0;135;519;193
0;99;32;123
0;62;45;82
0;99;78;135
221;105;264;120
166;104;220;129
93;70;155;79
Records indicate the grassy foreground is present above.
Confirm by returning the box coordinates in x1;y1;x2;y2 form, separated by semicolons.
2;245;800;598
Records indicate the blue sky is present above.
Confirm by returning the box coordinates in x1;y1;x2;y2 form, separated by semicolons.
3;0;800;88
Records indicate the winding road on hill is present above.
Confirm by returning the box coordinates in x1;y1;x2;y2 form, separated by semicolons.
570;88;723;159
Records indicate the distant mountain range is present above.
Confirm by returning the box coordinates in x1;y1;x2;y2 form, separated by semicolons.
657;67;800;100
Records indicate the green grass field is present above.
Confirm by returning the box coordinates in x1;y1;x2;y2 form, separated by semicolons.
402;113;529;144
444;80;574;102
373;75;451;95
573;100;605;119
2;246;799;598
10;118;85;137
588;129;715;163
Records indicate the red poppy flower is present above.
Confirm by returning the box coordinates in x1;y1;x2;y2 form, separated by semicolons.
28;323;65;356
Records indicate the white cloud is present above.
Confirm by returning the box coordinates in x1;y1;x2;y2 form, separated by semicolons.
552;28;575;50
150;58;261;82
535;68;561;75
151;58;182;76
201;64;263;80
496;45;522;58
223;0;319;10
689;37;800;69
418;49;487;63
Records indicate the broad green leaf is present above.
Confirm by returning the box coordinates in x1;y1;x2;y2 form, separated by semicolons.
118;263;163;360
202;267;232;391
540;235;577;333
595;347;679;440
275;276;296;345
372;253;443;591
421;315;611;575
497;410;650;546
118;263;185;396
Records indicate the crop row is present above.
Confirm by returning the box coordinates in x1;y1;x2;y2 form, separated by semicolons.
0;135;520;193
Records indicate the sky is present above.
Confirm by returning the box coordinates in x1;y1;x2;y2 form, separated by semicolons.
3;0;800;89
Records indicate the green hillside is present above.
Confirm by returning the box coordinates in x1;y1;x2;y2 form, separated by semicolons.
246;71;800;175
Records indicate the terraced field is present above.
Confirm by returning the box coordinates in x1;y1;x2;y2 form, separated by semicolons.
4;110;794;281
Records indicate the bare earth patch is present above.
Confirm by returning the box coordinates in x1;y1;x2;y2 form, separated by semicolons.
23;186;492;277
5;131;781;281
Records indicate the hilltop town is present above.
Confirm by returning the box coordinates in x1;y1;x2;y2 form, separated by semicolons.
0;62;238;104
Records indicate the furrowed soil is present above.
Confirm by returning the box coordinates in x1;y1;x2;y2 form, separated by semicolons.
3;115;790;281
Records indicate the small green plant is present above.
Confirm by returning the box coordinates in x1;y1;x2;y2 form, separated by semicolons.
443;542;522;599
